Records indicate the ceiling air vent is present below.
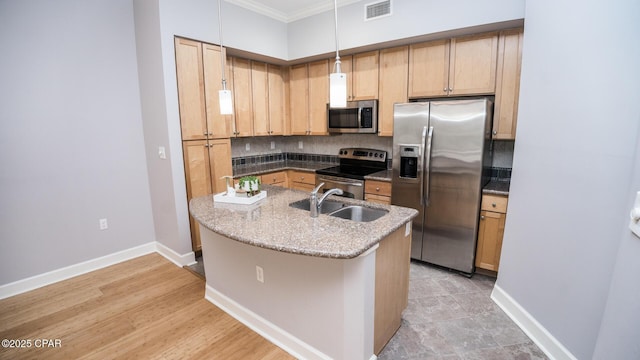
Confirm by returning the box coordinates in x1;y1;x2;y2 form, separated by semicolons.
365;0;392;21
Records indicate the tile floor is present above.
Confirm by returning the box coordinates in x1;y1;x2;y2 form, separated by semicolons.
189;258;548;360
378;261;548;360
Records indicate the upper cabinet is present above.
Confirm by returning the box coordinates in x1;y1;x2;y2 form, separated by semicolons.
308;59;329;135
378;46;408;137
341;51;380;101
289;64;309;135
409;32;498;98
175;38;231;140
231;57;254;137
493;28;523;140
267;64;286;136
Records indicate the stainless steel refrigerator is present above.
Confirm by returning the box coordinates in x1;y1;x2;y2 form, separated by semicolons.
391;98;492;274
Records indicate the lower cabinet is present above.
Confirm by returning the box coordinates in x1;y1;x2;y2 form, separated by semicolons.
183;138;232;252
288;170;316;191
260;170;287;187
365;180;392;205
475;194;508;272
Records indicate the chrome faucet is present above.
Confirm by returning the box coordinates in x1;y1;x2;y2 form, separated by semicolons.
310;182;344;218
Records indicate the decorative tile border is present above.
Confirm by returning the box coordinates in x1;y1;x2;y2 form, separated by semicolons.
232;152;339;167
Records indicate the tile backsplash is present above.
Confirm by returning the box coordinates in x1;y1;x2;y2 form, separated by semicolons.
231;136;513;179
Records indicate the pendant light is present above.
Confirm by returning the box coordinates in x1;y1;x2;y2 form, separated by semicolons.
329;0;347;108
218;0;233;114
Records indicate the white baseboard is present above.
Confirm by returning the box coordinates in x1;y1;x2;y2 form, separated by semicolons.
0;242;156;300
491;284;577;360
155;241;196;267
205;284;332;360
0;242;196;300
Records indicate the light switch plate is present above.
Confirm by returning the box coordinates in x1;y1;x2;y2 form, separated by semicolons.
158;146;166;159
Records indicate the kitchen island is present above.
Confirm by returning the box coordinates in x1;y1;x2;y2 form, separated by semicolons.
189;185;418;360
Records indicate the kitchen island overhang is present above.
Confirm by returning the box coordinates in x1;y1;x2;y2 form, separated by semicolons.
189;185;418;360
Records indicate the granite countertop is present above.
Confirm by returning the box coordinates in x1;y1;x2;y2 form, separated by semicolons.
483;180;510;196
189;185;418;259
365;169;392;182
233;160;333;178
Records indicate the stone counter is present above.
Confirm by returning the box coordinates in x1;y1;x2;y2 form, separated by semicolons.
189;185;418;259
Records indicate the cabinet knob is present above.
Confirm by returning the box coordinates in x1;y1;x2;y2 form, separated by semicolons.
376;187;380;191
492;130;497;135
492;203;497;207
300;177;304;180
449;87;453;92
480;215;485;220
443;88;447;92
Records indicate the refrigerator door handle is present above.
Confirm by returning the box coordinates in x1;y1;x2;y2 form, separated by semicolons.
424;126;434;205
420;126;427;205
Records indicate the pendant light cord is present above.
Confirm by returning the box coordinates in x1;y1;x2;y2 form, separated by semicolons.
333;0;341;73
218;0;227;90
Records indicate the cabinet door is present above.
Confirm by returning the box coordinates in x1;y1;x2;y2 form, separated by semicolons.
475;210;506;272
352;50;379;100
378;46;408;136
289;64;309;135
202;44;232;138
408;39;450;98
308;59;329;135
267;64;285;136
183;140;213;251
340;55;353;100
231;57;254;137
448;33;498;95
175;38;207;140
208;138;232;193
251;61;270;136
493;28;523;140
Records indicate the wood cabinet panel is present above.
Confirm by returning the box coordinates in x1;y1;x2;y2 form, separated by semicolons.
378;46;408;136
288;170;316;186
308;60;329;135
374;226;411;354
202;44;232;138
260;171;287;187
475;210;505;272
289;64;309;135
251;61;270;136
480;194;508;213
352;50;379;100
493;28;523;140
408;39;450;98
448;32;498;95
267;64;286;136
231;57;254;137
175;38;207;140
208;138;233;193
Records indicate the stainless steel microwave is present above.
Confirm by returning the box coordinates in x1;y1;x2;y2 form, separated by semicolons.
327;100;378;134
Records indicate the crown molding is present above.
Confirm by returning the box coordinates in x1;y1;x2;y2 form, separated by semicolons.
225;0;362;23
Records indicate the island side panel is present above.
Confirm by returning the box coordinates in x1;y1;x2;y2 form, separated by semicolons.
374;223;412;355
200;226;376;360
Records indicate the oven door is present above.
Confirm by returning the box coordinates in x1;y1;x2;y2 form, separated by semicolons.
316;175;364;200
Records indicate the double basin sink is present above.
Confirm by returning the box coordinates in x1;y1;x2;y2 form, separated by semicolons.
289;199;388;222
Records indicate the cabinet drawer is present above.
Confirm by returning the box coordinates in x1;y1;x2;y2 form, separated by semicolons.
365;180;392;197
261;171;287;186
289;170;315;185
481;194;508;213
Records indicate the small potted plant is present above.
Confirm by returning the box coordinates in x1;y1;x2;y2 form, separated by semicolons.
238;176;261;197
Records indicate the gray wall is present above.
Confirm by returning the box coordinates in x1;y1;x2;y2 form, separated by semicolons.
0;0;156;284
496;0;640;358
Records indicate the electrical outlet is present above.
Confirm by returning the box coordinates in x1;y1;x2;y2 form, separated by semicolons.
270;141;275;150
99;218;108;230
256;265;264;283
298;141;303;149
158;146;166;159
245;143;250;151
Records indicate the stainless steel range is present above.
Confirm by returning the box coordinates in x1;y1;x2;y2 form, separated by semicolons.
315;148;387;200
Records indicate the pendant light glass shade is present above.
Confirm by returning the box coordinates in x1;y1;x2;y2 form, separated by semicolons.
329;0;347;108
219;88;233;115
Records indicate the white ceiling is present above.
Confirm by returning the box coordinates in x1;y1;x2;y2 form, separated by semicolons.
225;0;362;23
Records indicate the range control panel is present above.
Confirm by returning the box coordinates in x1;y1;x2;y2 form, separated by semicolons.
338;148;387;162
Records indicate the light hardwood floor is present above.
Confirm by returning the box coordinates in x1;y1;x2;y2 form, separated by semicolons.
0;253;294;360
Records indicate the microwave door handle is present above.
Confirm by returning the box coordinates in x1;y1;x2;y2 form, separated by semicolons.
358;107;362;128
420;126;427;205
424;126;434;206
